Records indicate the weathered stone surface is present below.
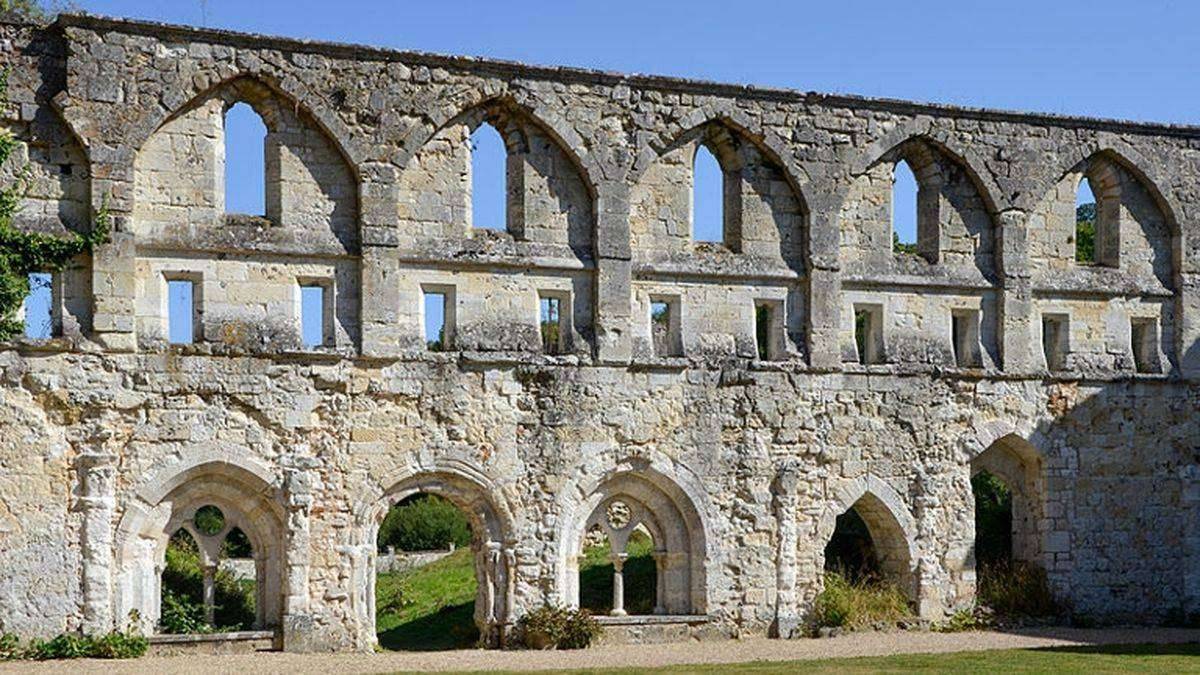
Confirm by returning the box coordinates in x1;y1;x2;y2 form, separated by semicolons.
0;12;1196;652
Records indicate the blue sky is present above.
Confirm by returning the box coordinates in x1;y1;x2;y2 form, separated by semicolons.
30;0;1189;339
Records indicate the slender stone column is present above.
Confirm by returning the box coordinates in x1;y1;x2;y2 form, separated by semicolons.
652;550;668;615
610;553;628;616
280;467;314;651
78;451;118;634
202;563;217;625
772;463;801;637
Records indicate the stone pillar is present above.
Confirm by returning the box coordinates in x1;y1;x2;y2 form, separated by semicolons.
78;451;118;634
772;463;801;638
997;210;1035;374
359;164;401;359
610;552;628;616
805;203;842;370
202;563;217;625
85;163;138;352
594;181;633;364
652;550;668;615
280;468;314;652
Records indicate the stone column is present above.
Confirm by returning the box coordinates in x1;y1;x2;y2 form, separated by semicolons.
280;468;314;652
804;203;843;370
610;552;628;616
997;210;1036;374
652;550;668;615
202;562;217;625
359;164;401;359
594;181;633;364
772;462;801;638
78;451;118;634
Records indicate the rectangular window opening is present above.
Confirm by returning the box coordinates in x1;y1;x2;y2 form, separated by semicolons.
650;297;681;357
853;304;883;365
23;272;54;340
539;293;566;355
754;300;784;361
1130;317;1159;374
167;278;197;345
299;282;332;349
1042;314;1069;372
422;287;454;352
951;309;982;368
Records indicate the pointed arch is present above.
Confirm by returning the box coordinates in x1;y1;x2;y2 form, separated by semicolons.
969;433;1045;564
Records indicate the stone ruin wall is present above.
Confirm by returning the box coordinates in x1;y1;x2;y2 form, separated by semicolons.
0;13;1196;651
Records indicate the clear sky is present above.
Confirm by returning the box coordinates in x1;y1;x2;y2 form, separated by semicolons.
30;0;1190;339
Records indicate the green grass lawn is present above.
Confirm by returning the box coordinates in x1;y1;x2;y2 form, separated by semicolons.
375;536;658;651
451;643;1200;674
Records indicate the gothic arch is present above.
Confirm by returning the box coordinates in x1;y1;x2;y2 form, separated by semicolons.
356;461;518;648
557;460;714;616
112;455;285;635
816;475;919;601
969;433;1045;564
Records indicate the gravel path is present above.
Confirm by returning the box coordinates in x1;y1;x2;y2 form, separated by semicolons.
4;627;1198;674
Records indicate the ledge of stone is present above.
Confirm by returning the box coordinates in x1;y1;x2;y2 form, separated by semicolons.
594;614;711;625
149;630;275;644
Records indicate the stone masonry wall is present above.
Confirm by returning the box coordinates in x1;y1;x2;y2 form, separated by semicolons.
0;13;1196;651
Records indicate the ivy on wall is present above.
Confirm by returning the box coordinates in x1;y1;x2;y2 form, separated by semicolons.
0;70;108;340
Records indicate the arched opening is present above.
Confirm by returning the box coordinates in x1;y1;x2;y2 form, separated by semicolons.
470;122;507;231
1075;177;1097;264
223;102;267;216
114;462;285;637
563;470;707;617
692;144;724;244
970;435;1056;617
366;472;513;650
158;505;261;633
892;159;918;254
577;506;660;616
374;493;477;651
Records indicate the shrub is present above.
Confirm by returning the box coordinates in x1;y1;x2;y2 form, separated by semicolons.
810;571;911;633
517;605;602;650
978;561;1059;618
378;494;472;552
934;606;994;633
4;628;147;661
159;529;256;633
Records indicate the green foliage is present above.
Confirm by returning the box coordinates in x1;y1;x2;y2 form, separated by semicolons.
1;627;147;661
810;571;912;633
1075;202;1096;263
978;560;1059;618
375;547;479;651
578;530;656;615
192;505;225;536
892;230;918;255
0;0;73;21
222;526;253;558
823;508;878;582
159;529;256;634
934;606;994;633
971;471;1013;567
516;605;601;650
0;69;109;340
378;494;472;553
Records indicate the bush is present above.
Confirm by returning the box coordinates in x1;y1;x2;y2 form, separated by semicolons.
2;628;147;661
810;571;912;633
934;606;994;633
159;530;256;633
378;494;472;552
517;605;602;650
978;561;1059;618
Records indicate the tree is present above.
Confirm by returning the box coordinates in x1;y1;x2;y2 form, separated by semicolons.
0;0;74;21
1075;202;1096;263
0;69;108;339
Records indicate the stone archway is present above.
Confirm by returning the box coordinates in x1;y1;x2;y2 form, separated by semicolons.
561;470;709;616
113;460;285;635
970;433;1044;566
360;468;516;649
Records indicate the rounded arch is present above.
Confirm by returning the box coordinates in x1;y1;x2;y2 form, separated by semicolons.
816;474;919;601
112;455;285;635
557;458;716;616
356;460;518;648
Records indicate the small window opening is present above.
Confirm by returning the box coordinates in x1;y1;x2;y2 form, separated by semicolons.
1041;314;1069;372
1130;317;1159;374
23;272;53;339
470;123;507;231
952;309;982;368
539;293;566;355
223;102;267;216
692;144;724;244
422;287;454;351
299;282;331;349
892;160;918;254
167;277;198;344
853;304;883;365
1075;178;1097;264
754;300;784;361
650;297;681;357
